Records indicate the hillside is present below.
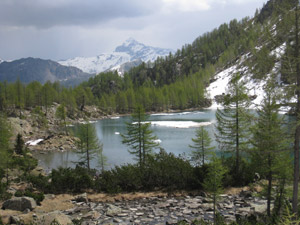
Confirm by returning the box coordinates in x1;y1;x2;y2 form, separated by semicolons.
0;57;91;84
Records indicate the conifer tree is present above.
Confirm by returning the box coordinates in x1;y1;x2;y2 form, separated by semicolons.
75;122;104;172
121;105;159;168
215;73;251;178
189;126;214;166
250;79;291;217
0;114;12;186
55;104;68;135
203;154;226;224
14;133;24;155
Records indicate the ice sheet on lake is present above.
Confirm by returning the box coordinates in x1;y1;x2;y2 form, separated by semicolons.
150;121;211;128
26;139;44;146
151;113;175;116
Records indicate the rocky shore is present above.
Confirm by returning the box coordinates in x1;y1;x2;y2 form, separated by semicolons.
0;190;268;225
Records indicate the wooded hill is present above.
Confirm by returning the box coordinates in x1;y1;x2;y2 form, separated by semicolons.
0;0;297;115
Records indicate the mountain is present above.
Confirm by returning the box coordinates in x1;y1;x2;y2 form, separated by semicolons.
58;38;173;75
110;59;143;76
0;57;91;84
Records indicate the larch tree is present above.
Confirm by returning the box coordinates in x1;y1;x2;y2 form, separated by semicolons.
121;105;159;168
75;122;104;172
55;103;68;135
203;154;227;225
215;72;251;177
250;79;291;217
189;126;214;166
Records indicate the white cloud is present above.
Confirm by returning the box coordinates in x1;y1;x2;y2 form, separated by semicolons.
162;0;211;12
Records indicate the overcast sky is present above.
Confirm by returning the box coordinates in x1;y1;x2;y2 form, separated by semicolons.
0;0;267;61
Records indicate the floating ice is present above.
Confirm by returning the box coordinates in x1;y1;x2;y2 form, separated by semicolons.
151;113;175;116
150;121;211;128
154;139;162;144
111;117;120;119
115;132;120;135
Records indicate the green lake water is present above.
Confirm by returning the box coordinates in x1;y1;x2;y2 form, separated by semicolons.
34;109;218;172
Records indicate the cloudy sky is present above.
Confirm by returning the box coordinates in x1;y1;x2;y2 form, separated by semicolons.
0;0;267;61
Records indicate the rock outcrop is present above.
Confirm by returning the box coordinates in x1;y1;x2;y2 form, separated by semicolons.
2;197;37;212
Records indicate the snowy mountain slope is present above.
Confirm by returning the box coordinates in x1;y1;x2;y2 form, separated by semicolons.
58;38;173;75
110;59;143;76
206;45;286;111
0;58;4;64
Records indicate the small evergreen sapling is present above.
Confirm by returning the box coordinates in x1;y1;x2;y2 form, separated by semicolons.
189;126;214;166
203;154;226;224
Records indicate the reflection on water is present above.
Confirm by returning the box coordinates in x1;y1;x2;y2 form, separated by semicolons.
33;109;217;171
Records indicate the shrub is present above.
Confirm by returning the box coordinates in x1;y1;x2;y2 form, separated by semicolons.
26;174;50;193
95;164;142;193
15;189;44;205
95;150;204;193
222;157;254;187
50;166;94;193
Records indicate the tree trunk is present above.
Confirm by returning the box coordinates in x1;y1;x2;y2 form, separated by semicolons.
236;87;240;175
86;125;90;171
293;5;300;216
213;193;216;225
267;154;272;217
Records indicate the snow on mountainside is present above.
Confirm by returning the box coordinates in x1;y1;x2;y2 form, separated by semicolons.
0;58;4;64
58;38;173;75
206;42;288;112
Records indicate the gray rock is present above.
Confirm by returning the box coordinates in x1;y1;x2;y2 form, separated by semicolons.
37;211;73;225
166;219;177;225
9;215;21;224
73;193;88;203
106;204;122;217
2;197;37;212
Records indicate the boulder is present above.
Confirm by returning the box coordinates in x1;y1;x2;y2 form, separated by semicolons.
37;211;73;225
106;204;122;217
73;193;88;203
2;197;37;211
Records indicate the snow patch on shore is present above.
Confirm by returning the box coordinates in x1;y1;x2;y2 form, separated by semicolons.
26;139;44;146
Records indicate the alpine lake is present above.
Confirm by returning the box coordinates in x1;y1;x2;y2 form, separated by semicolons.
34;109;220;172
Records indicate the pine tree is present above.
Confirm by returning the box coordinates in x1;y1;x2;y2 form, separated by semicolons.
250;79;291;217
189;126;214;166
75;122;104;171
215;73;251;177
203;154;227;224
121;105;159;168
0;114;12;186
14;133;24;155
55;104;68;135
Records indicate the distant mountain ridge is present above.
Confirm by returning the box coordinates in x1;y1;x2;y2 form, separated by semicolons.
58;38;173;75
0;57;91;84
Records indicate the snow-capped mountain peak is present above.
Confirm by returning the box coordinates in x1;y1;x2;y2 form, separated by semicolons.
115;38;145;55
58;38;173;75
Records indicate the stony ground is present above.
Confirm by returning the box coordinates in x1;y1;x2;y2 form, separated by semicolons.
0;190;268;225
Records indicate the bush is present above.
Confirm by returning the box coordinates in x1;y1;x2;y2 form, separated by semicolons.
15;189;44;205
26;174;50;193
142;150;196;191
95;164;142;193
12;154;38;173
222;157;254;187
95;150;205;193
50;166;94;193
